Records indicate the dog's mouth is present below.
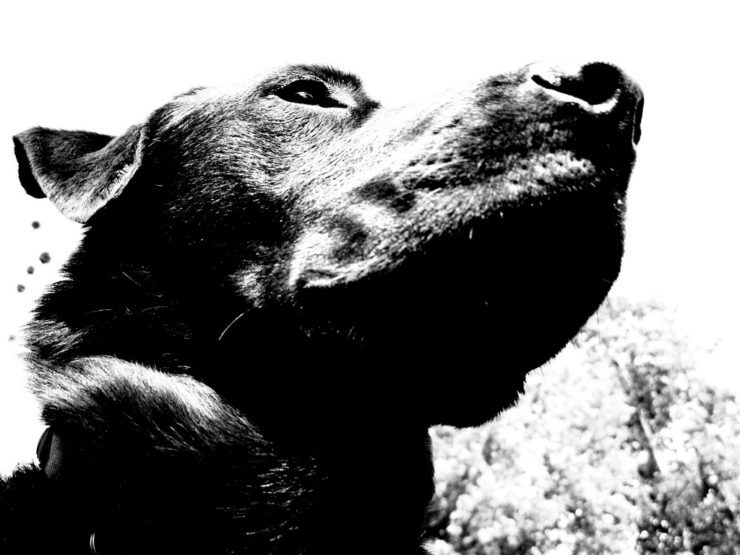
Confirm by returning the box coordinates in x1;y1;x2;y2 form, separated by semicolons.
293;161;625;340
300;156;618;295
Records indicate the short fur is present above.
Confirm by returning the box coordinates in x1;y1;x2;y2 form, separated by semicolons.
1;62;642;554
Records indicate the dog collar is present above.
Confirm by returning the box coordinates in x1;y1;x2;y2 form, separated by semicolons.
37;429;104;554
36;427;64;479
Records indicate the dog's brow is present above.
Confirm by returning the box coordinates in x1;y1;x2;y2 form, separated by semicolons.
290;65;364;91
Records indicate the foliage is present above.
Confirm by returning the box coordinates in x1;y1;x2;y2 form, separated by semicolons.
426;299;740;554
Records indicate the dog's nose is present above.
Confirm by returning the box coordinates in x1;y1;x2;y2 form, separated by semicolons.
530;62;643;144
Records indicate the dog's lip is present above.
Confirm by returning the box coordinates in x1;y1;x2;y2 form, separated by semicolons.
402;151;598;205
292;175;622;296
290;148;624;293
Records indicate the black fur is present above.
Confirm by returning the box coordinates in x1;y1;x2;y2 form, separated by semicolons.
2;63;642;554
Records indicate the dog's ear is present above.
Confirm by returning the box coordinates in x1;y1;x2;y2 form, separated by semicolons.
13;124;146;223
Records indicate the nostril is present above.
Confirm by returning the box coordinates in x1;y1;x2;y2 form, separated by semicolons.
532;62;622;106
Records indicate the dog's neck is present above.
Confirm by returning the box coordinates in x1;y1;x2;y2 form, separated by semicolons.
26;234;438;554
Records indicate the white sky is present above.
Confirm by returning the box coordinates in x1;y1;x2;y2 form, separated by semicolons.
0;2;738;471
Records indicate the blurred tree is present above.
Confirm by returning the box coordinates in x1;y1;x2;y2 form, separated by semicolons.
427;299;740;554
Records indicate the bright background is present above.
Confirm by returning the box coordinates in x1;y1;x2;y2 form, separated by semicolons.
1;2;738;472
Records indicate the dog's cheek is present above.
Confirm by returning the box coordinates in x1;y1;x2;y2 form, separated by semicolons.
150;181;287;274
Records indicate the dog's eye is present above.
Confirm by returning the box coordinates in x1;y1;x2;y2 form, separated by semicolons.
274;80;347;109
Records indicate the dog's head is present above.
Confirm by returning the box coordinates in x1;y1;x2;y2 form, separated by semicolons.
15;63;642;427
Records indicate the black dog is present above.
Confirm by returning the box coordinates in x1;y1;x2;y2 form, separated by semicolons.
1;62;642;554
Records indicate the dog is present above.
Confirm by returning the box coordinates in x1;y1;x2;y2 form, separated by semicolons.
1;62;642;554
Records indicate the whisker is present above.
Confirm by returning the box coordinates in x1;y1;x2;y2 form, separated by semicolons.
218;312;246;342
121;271;142;287
141;305;169;313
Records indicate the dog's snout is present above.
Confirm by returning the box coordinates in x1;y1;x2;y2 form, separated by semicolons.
530;61;644;144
